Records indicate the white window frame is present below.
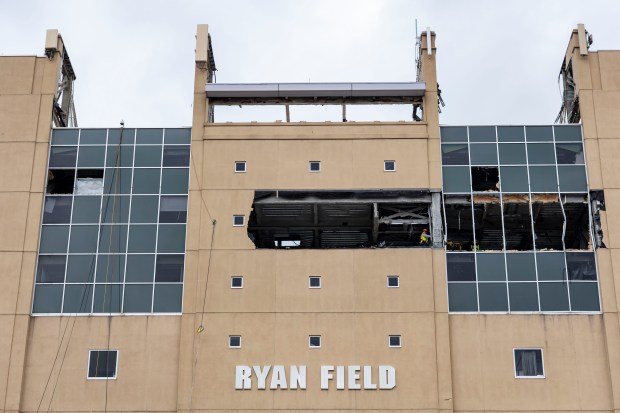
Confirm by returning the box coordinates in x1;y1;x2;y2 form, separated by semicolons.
233;215;245;227
309;276;321;289
87;349;118;380
231;276;244;289
309;161;321;172
229;335;242;348
388;335;401;348
234;161;247;173
513;348;545;379
309;335;321;348
384;160;396;172
387;275;400;288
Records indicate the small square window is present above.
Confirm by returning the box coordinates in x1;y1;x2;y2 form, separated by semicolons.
88;350;118;379
233;215;245;227
389;335;401;348
229;335;242;348
384;160;396;172
309;335;321;348
309;276;321;288
231;276;244;288
514;348;544;378
309;161;321;172
387;276;399;288
235;161;246;173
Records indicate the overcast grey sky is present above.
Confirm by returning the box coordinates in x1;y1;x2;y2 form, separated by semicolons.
2;0;620;126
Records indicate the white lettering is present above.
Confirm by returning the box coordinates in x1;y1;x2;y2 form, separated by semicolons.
379;365;396;389
270;365;287;389
321;365;334;390
363;365;377;389
253;365;271;390
348;365;361;389
235;365;251;389
336;365;345;389
290;365;307;389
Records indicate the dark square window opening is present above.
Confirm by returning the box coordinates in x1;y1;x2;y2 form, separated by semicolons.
309;335;321;348
309;276;321;288
471;167;499;192
47;169;75;194
387;276;399;287
233;215;245;226
235;161;247;173
389;335;401;347
88;350;118;379
229;335;241;348
384;160;396;172
231;276;243;288
309;161;321;172
514;348;544;378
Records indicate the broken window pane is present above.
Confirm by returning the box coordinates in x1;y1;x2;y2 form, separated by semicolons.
473;195;503;250
76;170;104;195
66;255;96;283
130;195;159;223
159;195;188;223
39;225;69;253
532;196;563;250
161;168;189;194
478;282;508;311
132;168;160;194
136;128;163;144
556;143;584;164
134;145;162;167
448;283;478;311
96;254;125;283
506;253;536;281
526;126;553;142
499;144;527;164
43;196;72;224
447;253;476;281
508;282;539;311
49;146;77;167
77;146;106;167
164;128;192;144
500;167;529;192
155;254;184;282
441;144;469;165
502;194;533;250
443;167;471;192
469;143;498;165
444;196;474;250
47;169;75;194
497;126;524;142
566;252;596;280
440;126;467;142
527;143;556;164
36;255;66;283
536;252;565;281
62;284;93;313
32;284;63;313
72;196;101;223
476;253;506;281
562;195;590;249
468;126;496;142
93;284;122;313
529;166;558;192
163;146;190;167
80;129;107;144
554;125;582;142
539;282;569;311
51;129;78;145
153;284;183;312
558;166;587;192
125;254;155;282
569;282;600;311
123;284;153;313
106;145;134;167
471;167;499;192
107;128;135;145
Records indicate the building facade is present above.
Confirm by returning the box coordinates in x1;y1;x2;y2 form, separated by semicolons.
0;23;620;413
